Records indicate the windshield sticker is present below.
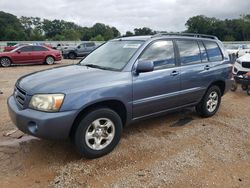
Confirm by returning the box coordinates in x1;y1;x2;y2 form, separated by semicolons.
123;44;141;49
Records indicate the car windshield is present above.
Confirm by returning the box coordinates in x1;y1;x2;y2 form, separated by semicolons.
80;40;143;71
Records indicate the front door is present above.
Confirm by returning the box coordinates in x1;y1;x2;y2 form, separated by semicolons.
11;46;33;64
132;40;181;119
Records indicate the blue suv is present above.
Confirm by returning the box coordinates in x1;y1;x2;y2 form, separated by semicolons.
8;33;233;158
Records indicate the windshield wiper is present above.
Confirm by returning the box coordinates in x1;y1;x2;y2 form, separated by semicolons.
83;64;117;71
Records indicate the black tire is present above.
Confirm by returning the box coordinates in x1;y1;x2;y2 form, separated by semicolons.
73;108;123;159
247;89;250;96
68;52;76;59
231;82;237;91
0;57;12;67
196;85;221;118
241;85;248;91
45;56;55;65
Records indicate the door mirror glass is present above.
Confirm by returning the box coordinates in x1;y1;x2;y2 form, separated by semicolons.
136;60;154;73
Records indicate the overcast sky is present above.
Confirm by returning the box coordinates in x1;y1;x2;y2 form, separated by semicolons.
1;0;249;34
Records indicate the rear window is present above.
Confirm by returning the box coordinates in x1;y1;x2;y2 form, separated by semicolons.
203;41;223;61
19;46;33;52
176;40;201;65
33;46;49;51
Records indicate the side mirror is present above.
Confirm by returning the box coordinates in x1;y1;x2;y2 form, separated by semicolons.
136;60;154;73
77;46;81;49
16;50;21;53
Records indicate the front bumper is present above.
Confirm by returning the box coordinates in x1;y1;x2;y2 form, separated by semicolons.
7;95;77;140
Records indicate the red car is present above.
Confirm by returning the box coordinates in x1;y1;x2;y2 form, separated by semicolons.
0;45;62;67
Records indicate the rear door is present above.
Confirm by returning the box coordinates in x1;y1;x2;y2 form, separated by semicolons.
132;40;181;119
176;39;220;106
11;46;33;64
32;46;49;63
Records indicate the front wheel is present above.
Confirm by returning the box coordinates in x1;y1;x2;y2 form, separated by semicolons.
196;85;221;117
68;52;76;59
73;108;123;158
247;89;250;96
241;85;248;91
45;56;55;65
231;81;237;91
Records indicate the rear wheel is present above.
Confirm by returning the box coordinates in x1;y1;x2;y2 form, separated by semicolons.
73;108;123;158
45;56;55;65
196;85;221;117
0;57;11;67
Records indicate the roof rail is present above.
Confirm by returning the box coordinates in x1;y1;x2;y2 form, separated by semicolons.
152;32;218;40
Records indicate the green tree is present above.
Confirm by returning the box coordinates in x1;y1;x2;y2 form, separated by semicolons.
124;31;134;36
90;34;104;41
0;11;27;40
134;27;155;35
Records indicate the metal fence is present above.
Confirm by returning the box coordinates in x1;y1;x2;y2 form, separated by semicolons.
0;40;250;52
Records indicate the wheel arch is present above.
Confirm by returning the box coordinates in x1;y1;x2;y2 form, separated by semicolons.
69;99;127;138
0;56;13;66
208;80;226;96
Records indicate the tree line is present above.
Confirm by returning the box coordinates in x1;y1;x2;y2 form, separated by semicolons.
0;11;250;41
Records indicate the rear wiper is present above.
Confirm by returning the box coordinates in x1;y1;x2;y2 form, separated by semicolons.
84;64;117;71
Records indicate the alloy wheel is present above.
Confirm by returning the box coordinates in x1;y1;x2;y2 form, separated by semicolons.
85;118;115;150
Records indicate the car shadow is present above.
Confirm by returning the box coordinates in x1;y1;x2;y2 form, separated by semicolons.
0;107;198;171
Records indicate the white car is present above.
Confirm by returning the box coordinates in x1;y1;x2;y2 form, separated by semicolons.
225;44;250;57
233;54;250;75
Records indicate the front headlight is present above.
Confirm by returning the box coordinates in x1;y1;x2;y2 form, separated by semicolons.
236;60;241;65
29;94;65;112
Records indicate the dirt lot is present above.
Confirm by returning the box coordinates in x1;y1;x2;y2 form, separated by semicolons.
0;60;249;188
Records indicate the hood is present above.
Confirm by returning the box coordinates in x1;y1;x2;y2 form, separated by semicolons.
18;65;129;95
0;51;13;55
63;46;76;51
237;53;250;62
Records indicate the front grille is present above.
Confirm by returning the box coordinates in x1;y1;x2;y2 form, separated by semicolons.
242;62;250;69
14;86;27;109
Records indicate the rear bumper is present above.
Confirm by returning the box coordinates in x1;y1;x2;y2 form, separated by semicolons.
8;95;77;140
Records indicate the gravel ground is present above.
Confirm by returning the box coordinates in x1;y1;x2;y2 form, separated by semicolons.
0;60;249;188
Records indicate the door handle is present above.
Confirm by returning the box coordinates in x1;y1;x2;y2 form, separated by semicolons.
204;65;210;70
170;70;179;76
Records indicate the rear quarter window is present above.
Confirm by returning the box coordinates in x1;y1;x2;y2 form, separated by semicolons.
203;41;223;61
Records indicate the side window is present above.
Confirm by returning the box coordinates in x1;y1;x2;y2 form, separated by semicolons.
198;41;208;62
19;46;33;52
79;44;84;48
203;41;223;61
176;40;201;65
139;40;175;69
33;46;49;51
86;43;95;47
